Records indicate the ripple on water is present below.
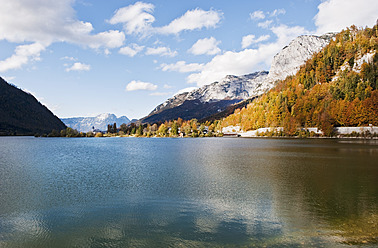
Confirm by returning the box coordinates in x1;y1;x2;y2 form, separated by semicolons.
0;137;377;247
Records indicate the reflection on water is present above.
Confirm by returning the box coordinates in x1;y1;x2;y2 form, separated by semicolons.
0;137;377;247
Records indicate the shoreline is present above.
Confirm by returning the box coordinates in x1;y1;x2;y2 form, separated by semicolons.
1;135;378;141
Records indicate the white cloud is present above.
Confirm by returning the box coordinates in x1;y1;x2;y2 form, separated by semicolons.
104;49;111;56
258;20;273;29
0;43;45;72
109;2;155;35
187;24;309;87
156;8;222;35
160;61;204;73
145;46;177;57
241;34;270;49
270;9;286;17
250;9;285;21
0;0;125;72
61;56;77;61
65;62;91;72
125;80;158;91
110;3;222;36
315;0;378;34
85;30;125;49
163;84;173;89
249;11;265;20
0;0;125;48
188;37;221;55
119;43;145;57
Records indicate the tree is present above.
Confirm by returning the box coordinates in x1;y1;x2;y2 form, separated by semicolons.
48;129;60;137
151;123;158;135
199;124;205;135
182;123;191;136
170;121;178;136
120;123;128;133
113;123;117;133
319;111;335;137
136;125;143;136
157;123;168;137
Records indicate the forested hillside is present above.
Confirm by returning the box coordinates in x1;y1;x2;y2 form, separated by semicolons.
0;77;66;135
222;24;378;136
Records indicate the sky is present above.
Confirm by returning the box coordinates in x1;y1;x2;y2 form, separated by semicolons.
0;0;377;120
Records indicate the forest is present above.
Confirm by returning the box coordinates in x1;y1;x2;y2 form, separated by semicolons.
222;24;378;136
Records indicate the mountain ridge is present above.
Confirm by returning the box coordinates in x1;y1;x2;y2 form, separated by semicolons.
62;113;130;132
148;71;268;116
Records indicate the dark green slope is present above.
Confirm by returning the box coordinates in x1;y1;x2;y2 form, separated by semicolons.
0;77;66;135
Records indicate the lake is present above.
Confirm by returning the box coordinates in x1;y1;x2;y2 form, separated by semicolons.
0;136;377;247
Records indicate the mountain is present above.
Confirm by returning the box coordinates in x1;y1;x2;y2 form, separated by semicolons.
141;71;269;123
266;34;334;84
222;25;378;135
0;77;66;135
142;34;333;124
62;113;130;132
200;35;334;123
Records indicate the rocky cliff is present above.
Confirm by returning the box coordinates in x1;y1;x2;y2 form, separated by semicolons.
266;34;334;83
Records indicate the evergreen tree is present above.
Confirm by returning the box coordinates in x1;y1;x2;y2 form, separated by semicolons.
170;121;178;136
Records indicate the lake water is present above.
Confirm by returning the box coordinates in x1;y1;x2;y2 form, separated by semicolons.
0;137;377;247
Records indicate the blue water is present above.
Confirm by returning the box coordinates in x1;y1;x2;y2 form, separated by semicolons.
0;137;377;247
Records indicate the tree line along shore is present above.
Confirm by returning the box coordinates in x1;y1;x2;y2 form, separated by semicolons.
41;118;378;139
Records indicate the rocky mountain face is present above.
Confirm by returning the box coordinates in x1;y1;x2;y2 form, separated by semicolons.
141;71;269;123
0;77;66;135
150;71;268;115
62;113;130;132
266;34;334;83
141;34;333;124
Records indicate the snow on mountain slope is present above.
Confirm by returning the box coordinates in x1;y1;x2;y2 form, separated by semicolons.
62;113;130;132
150;71;268;116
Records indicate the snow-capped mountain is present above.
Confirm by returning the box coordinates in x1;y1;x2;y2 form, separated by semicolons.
266;34;334;83
62;113;130;132
150;71;268;116
141;33;334;124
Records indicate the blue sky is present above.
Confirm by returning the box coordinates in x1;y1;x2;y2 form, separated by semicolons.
0;0;377;119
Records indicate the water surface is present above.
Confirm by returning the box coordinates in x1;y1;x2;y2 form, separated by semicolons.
0;137;377;247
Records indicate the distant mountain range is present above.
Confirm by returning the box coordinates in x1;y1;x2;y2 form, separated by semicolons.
0;77;66;135
62;113;130;132
141;34;333;124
